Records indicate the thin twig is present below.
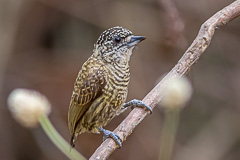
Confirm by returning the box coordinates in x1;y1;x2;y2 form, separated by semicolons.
90;1;240;159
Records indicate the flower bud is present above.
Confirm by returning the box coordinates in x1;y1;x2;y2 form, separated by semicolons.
161;76;192;109
7;88;51;128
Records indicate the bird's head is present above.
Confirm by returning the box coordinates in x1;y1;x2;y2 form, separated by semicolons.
93;26;146;64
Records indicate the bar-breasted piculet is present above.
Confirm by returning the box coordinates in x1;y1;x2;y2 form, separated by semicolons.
68;26;152;148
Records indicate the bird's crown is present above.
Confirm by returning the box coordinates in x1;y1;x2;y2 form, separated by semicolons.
96;26;133;45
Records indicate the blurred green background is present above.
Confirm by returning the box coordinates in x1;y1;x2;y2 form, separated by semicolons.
0;0;240;159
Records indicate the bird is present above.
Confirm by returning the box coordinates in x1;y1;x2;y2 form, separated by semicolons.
68;26;152;148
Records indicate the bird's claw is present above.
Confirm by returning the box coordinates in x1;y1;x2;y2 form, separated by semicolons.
99;127;122;148
123;99;152;114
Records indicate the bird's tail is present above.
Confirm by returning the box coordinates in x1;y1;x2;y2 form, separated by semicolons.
70;134;76;149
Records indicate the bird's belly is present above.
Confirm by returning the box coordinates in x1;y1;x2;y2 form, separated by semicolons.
81;88;128;133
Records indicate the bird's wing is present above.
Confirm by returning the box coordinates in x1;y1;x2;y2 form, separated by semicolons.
68;65;106;138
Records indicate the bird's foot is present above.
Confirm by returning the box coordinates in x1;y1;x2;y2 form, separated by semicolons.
123;99;152;114
99;127;122;148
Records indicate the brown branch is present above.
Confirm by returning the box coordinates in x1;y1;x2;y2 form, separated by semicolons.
90;1;240;159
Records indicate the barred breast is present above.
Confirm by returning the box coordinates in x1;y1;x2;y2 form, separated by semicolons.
81;61;130;133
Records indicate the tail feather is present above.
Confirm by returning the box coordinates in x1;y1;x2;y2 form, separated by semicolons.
70;135;76;148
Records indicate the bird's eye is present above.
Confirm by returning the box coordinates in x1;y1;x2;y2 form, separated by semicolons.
114;36;121;43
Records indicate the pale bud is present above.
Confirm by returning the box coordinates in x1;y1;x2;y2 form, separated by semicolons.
161;76;192;109
7;88;51;128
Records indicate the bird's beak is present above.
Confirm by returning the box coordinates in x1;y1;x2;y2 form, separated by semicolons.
127;36;146;48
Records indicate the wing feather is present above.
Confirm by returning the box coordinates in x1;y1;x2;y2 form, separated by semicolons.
68;65;106;137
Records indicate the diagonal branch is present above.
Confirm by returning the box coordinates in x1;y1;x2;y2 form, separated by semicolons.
90;1;240;159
